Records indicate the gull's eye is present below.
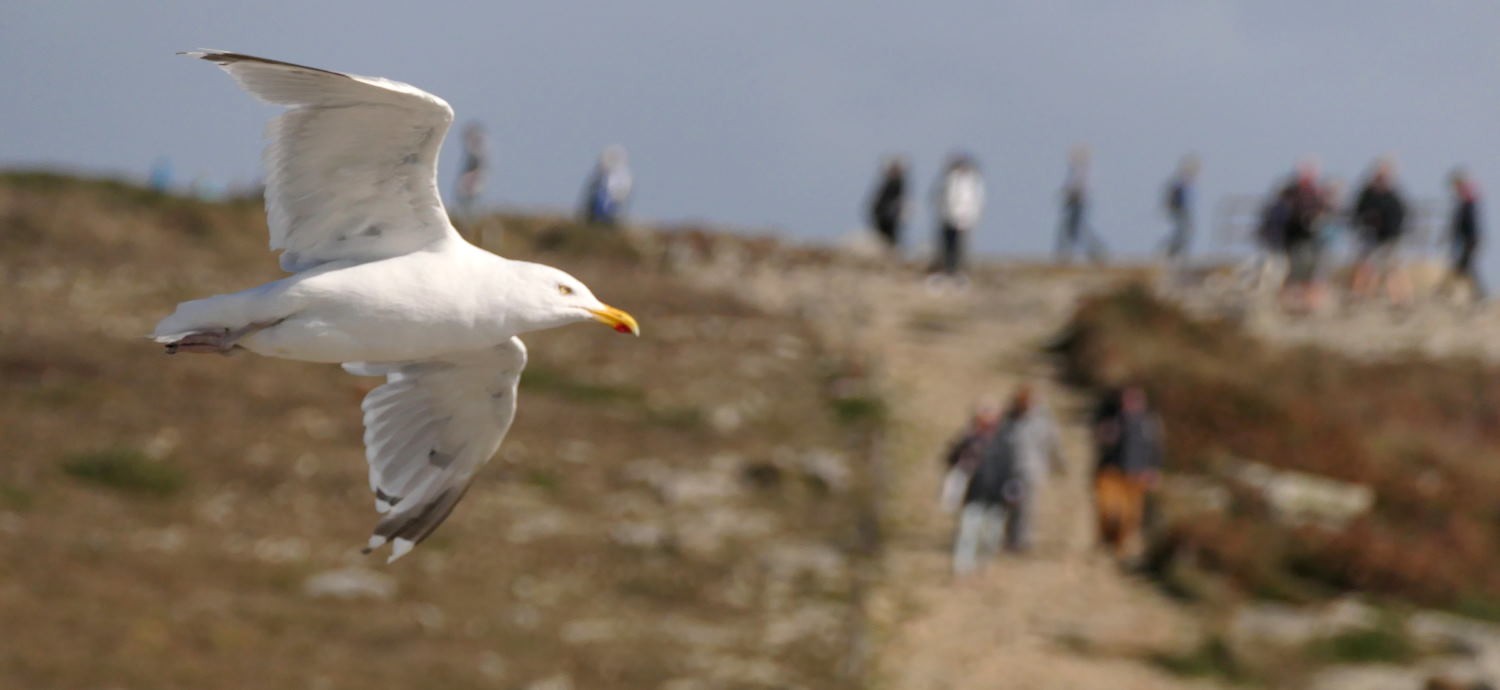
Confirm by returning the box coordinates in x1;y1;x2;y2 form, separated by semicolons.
558;285;574;296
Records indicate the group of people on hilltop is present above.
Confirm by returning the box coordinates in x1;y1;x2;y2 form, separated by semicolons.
865;148;1205;282
940;383;1165;577
865;151;1485;310
1256;158;1484;312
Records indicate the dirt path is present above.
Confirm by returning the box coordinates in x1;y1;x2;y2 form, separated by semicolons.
679;252;1229;689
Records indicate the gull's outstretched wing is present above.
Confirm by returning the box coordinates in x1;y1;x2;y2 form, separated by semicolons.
185;50;461;272
342;337;528;562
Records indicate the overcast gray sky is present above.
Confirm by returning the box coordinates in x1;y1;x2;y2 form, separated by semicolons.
5;1;1498;265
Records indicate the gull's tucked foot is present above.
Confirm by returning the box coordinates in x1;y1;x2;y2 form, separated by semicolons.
161;320;281;356
163;329;233;355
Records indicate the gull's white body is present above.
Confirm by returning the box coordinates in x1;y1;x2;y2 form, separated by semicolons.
153;51;637;562
162;244;551;364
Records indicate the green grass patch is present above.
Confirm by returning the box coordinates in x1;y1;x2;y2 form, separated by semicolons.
1452;596;1500;623
830;395;885;426
61;448;186;498
520;365;644;404
524;469;562;493
0;482;35;511
1151;636;1253;684
1305;621;1419;665
23;381;95;407
642;405;705;430
905;310;960;334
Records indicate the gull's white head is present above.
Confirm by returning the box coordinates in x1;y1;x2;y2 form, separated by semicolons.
506;261;640;337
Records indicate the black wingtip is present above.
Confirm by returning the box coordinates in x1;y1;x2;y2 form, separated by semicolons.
177;49;349;77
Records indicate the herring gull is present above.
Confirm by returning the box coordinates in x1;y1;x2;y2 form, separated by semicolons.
152;51;640;562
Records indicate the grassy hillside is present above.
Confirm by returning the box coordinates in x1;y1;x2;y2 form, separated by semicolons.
1054;285;1500;613
0;173;875;689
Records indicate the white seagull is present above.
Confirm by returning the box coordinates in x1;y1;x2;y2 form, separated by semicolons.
153;51;640;562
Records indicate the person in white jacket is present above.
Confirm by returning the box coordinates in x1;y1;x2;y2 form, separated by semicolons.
932;154;985;276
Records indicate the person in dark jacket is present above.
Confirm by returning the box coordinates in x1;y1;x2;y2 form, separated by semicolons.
1274;163;1331;312
1350;159;1411;303
868;158;907;252
939;396;1001;512
952;410;1017;576
1161;155;1200;260
1439;168;1485;302
946;397;1005;576
1092;385;1164;560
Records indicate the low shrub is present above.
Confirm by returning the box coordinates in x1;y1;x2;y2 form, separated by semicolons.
1055;285;1500;613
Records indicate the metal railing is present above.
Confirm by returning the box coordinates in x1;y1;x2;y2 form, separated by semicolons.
1212;195;1449;251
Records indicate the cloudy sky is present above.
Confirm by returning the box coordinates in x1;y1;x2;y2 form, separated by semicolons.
5;1;1498;264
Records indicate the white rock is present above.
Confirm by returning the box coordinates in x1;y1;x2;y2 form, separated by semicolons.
710;406;743;434
302;567;396;601
477;651;507;681
609;522;668;550
560;618;619;644
507;510;570;544
1227;459;1374;527
524;673;573;690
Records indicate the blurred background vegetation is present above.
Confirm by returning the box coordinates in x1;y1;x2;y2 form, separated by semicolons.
0;173;879;689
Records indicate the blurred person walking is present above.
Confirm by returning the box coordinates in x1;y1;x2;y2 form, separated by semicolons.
867;157;908;252
149;157;173;193
979;385;1062;553
939;396;1003;513
1349;159;1411;304
1056;146;1107;264
454;122;488;219
1092;385;1165;561
950;397;1015;577
1240;179;1291;291
1160;155;1199;260
1274;162;1332;312
929;154;984;280
1438;169;1485;303
581;145;633;226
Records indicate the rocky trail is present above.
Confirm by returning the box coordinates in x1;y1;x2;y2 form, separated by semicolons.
680;250;1231;689
676;241;1500;689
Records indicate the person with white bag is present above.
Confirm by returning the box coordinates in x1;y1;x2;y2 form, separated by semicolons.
939;397;1002;514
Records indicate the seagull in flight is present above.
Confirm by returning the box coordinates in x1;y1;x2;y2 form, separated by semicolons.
153;51;640;562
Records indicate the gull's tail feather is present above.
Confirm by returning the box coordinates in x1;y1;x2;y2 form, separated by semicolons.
152;282;290;343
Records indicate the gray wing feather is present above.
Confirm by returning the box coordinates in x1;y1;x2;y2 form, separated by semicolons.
342;337;527;562
184;50;460;272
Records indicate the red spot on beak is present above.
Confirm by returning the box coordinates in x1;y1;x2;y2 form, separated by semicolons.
613;323;633;334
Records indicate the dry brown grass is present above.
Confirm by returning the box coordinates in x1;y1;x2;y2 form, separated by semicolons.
1054;284;1500;612
0;173;872;689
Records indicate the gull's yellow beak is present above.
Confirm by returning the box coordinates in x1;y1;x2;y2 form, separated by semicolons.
588;305;640;336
